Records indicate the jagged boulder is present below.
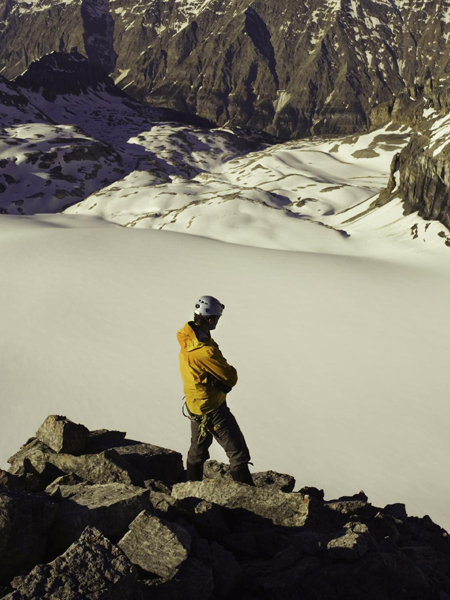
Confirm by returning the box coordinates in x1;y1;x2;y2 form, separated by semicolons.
326;522;373;561
36;415;89;454
83;428;184;484
46;482;150;555
119;511;214;600
118;511;191;578
0;485;57;584
4;527;137;600
171;480;318;528
8;438;147;487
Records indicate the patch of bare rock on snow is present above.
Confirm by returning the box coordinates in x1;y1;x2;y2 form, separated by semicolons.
1;415;450;599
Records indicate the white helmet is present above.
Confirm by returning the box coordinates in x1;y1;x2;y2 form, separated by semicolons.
194;295;225;317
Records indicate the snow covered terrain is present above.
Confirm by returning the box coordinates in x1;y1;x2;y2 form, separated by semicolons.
1;197;450;532
2;55;450;534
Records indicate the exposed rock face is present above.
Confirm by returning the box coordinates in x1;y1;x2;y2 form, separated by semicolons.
1;416;450;599
4;527;138;600
374;110;450;235
2;0;450;139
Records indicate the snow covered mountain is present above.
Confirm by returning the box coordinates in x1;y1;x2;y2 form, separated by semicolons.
1;51;450;250
2;0;450;139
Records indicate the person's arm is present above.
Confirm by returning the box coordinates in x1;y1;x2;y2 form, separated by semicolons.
201;345;238;389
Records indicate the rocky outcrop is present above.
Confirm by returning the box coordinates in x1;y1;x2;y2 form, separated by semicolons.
375;111;450;234
1;415;450;599
4;527;138;600
1;0;450;138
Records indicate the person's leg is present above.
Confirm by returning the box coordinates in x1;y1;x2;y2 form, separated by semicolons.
187;417;213;481
208;403;254;485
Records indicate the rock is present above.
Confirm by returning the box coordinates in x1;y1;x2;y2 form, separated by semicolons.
4;527;137;599
326;522;372;561
44;472;85;496
118;511;191;579
193;538;242;600
137;558;213;600
36;415;89;454
221;531;257;559
8;438;147;487
111;442;184;484
0;465;41;494
46;482;149;555
172;480;318;528
85;429;127;453
192;500;230;539
83;430;184;484
0;485;57;584
288;530;323;556
204;460;295;492
252;470;295;492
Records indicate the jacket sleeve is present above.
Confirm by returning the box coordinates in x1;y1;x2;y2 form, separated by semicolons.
200;345;238;388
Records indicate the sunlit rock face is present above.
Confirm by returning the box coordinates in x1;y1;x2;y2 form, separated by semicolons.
1;0;450;139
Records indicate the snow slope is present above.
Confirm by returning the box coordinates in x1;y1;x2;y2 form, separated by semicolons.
1;213;450;533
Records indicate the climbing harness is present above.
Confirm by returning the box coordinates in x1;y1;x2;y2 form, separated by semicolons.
182;396;211;443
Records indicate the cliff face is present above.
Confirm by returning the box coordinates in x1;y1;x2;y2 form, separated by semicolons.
2;0;450;139
376;106;450;235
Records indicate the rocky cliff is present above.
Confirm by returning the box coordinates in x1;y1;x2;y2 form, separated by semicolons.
1;415;450;599
2;0;450;139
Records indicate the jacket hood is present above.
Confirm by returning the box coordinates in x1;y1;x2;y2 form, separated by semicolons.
177;322;210;352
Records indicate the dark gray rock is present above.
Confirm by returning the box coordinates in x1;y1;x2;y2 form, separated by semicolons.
193;537;242;599
326;522;373;561
118;510;191;579
86;429;127;453
0;485;57;584
36;415;89;454
137;557;213;600
46;482;149;555
4;526;137;600
204;460;295;492
172;480;317;527
192;500;230;539
8;438;147;487
0;463;41;494
111;442;184;484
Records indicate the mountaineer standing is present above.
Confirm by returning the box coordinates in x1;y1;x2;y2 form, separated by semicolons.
177;295;254;485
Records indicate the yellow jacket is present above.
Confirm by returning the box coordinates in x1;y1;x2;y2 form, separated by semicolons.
177;322;238;415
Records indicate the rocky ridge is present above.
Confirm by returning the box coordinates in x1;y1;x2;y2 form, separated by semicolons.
1;414;450;599
2;0;450;140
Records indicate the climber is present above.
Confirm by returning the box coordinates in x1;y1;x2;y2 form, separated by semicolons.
177;295;254;486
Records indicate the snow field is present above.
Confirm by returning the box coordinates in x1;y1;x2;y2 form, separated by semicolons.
1;214;450;532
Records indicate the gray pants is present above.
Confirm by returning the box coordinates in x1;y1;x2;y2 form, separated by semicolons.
187;402;251;470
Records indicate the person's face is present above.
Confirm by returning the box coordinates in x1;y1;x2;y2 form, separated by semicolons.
207;314;221;330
